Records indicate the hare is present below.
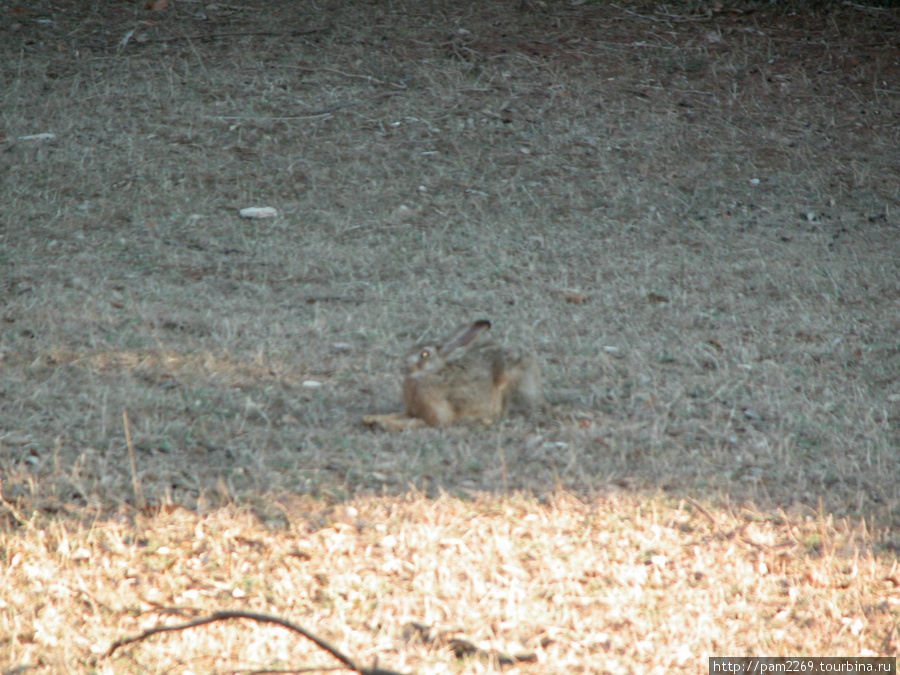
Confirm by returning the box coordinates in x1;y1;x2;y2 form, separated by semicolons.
364;320;543;431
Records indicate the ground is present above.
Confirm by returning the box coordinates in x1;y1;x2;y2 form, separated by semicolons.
1;0;899;672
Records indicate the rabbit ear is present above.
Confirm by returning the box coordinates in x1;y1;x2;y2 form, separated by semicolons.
439;320;491;356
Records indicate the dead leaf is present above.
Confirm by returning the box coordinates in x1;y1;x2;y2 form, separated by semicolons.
563;290;589;305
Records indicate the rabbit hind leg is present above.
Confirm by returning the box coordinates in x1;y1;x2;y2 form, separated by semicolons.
362;413;428;432
509;356;545;414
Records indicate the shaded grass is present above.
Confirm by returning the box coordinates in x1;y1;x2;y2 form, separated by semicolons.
1;0;900;671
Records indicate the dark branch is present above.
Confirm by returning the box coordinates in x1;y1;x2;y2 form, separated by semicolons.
105;610;411;675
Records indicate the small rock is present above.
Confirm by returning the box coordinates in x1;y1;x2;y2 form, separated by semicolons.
239;207;278;219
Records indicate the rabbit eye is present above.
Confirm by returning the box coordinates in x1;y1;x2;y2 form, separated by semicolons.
420;349;431;360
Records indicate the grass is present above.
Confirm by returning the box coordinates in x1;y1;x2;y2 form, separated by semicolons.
3;494;898;673
1;0;899;672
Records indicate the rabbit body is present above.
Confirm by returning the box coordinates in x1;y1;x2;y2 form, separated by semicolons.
402;320;543;427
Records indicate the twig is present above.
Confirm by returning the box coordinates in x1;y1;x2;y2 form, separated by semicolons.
610;4;670;23
141;28;329;43
105;610;411;675
611;3;713;23
123;411;146;511
842;1;888;11
297;91;405;117
0;475;29;527
283;65;408;90
685;497;719;533
209;91;405;121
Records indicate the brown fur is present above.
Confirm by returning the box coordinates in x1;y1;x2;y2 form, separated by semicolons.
364;321;543;431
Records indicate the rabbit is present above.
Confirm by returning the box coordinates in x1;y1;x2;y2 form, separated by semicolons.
364;320;543;431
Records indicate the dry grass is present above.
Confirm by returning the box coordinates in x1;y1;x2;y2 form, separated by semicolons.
1;0;899;672
3;494;899;673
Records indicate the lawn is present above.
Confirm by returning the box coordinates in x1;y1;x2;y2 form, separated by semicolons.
1;0;899;671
